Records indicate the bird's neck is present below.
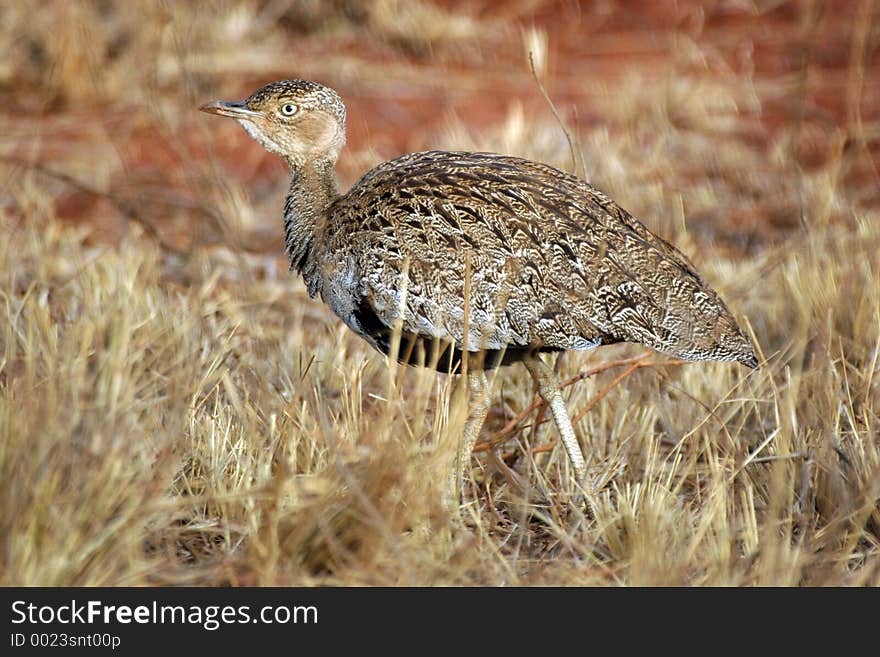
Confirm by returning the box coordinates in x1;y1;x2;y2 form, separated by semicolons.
283;157;338;283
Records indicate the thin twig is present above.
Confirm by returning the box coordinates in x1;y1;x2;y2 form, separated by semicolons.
528;51;582;179
570;360;648;425
1;155;191;259
473;352;686;452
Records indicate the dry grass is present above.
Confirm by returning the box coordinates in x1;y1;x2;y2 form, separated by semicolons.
1;1;878;586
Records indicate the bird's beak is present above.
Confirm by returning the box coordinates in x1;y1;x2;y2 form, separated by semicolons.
199;100;262;119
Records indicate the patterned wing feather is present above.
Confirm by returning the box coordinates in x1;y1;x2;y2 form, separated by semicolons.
321;151;754;366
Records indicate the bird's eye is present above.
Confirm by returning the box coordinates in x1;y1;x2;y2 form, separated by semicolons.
280;103;298;116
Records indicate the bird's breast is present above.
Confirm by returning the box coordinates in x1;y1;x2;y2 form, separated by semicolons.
320;255;364;337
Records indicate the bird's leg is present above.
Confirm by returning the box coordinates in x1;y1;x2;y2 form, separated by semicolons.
451;370;490;501
523;355;587;482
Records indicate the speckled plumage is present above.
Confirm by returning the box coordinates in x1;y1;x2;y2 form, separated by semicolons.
202;79;757;375
202;79;758;492
319;149;757;371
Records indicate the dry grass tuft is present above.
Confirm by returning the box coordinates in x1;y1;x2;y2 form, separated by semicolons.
1;1;878;586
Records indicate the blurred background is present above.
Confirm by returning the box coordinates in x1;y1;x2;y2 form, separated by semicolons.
2;1;879;586
3;0;877;256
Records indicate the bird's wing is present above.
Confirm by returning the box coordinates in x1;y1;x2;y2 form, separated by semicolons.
325;150;731;357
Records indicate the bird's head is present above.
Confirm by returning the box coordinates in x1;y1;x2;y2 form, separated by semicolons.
200;79;346;167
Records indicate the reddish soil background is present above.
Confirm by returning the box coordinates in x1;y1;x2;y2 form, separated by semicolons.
6;1;878;254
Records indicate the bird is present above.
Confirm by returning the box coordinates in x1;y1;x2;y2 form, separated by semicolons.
201;79;758;495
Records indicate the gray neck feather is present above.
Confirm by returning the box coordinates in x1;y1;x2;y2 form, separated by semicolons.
283;157;337;297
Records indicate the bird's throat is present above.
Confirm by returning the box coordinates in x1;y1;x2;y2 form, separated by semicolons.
282;158;338;295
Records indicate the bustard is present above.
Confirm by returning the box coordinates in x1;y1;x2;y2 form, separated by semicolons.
201;79;757;495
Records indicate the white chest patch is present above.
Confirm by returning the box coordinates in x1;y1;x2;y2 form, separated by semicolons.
323;257;361;332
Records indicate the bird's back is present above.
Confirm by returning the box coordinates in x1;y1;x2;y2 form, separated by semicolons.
313;150;755;370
